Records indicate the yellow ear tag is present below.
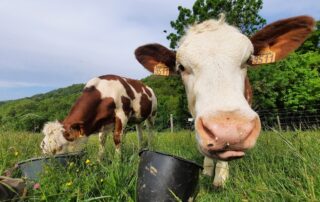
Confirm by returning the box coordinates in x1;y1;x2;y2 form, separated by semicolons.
154;63;170;76
79;131;85;137
250;51;276;65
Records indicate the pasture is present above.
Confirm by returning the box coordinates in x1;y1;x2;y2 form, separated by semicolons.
0;130;319;201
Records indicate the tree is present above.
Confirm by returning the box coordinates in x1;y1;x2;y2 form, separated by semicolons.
249;52;320;111
18;113;48;132
142;75;189;130
297;21;320;54
167;0;266;49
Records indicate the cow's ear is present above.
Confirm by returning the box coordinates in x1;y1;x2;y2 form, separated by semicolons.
249;15;315;65
64;122;85;141
135;43;177;76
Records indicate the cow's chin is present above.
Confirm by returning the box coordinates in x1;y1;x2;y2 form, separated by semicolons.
198;146;245;161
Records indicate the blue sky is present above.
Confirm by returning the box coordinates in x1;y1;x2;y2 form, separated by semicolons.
0;0;319;101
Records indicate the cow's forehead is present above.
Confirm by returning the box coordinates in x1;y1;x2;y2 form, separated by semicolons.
179;19;240;44
177;19;253;67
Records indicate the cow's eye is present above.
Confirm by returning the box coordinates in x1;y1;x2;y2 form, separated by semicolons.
178;64;185;72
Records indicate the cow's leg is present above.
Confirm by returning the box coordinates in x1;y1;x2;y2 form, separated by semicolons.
136;123;143;148
113;114;128;154
213;160;229;188
98;131;107;161
203;156;214;176
146;118;155;147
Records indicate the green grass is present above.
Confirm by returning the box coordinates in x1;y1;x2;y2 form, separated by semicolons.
0;130;319;201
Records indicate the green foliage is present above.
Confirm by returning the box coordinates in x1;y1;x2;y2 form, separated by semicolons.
0;130;319;201
17;113;48;132
142;75;190;131
249;52;320;110
297;21;320;54
167;0;266;48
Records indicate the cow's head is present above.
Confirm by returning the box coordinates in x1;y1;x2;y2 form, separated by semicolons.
41;121;88;155
135;15;314;160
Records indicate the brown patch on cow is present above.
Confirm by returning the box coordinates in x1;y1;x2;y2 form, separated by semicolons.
113;116;122;146
126;78;152;97
82;86;96;93
144;87;152;97
63;87;116;137
92;97;116;132
63;86;102;138
99;75;135;99
244;76;253;106
121;96;132;117
99;74;121;81
140;94;152;119
250;16;315;62
135;43;176;74
67;86;101;118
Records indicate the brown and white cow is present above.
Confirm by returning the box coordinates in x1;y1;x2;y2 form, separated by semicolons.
135;15;315;187
41;75;157;158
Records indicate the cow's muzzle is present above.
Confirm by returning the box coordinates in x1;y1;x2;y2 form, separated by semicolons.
195;112;261;160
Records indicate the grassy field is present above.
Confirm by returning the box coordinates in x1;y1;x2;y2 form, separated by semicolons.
0;130;319;201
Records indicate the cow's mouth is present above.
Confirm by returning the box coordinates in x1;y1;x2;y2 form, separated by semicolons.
213;150;245;160
200;147;245;161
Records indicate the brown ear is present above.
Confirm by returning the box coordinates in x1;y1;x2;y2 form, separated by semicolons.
135;43;176;76
64;122;85;141
249;15;315;65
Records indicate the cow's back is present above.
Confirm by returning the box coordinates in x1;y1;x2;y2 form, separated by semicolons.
85;75;156;124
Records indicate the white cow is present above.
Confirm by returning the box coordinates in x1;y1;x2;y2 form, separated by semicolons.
135;15;315;187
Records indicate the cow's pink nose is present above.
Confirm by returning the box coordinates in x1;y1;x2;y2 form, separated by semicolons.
202;117;254;144
196;113;261;152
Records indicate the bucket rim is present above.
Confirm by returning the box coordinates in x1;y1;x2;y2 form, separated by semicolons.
17;151;85;165
139;149;203;169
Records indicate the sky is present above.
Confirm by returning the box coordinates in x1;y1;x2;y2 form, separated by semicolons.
0;0;319;101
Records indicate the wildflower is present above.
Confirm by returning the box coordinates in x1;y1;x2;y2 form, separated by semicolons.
66;181;73;186
100;179;104;183
85;159;91;164
33;183;40;190
14;151;19;156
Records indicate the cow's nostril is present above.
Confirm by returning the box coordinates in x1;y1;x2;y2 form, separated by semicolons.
207;143;214;147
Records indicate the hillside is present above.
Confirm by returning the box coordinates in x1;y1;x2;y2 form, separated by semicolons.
0;76;189;132
0;84;84;131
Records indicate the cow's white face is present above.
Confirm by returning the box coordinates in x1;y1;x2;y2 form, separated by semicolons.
41;121;87;155
176;19;261;160
177;20;253;117
135;15;314;160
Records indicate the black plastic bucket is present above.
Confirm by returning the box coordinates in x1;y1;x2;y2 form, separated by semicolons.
18;151;84;181
137;150;203;202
